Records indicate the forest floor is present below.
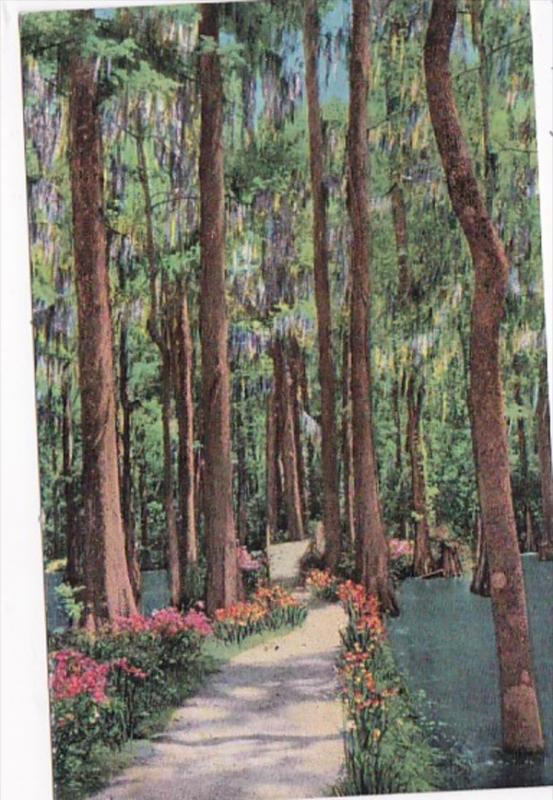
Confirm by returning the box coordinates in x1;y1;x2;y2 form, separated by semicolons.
91;541;347;800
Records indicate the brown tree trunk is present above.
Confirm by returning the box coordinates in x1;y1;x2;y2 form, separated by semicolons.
61;366;80;588
273;340;305;541
471;513;490;595
439;541;463;577
171;280;198;578
161;348;181;607
136;112;181;608
424;0;543;752
68;38;137;628
266;387;279;549
347;0;397;615
288;337;309;531
303;0;342;571
537;356;553;560
406;375;434;576
138;455;151;570
235;380;249;546
341;311;355;546
199;5;238;615
118;280;141;604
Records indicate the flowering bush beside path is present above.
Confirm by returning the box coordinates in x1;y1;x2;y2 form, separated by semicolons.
49;586;307;797
336;579;441;795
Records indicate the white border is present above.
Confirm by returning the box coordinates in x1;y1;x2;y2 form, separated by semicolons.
1;1;551;799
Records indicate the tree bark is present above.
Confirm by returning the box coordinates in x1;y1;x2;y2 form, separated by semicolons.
68;38;137;627
118;270;141;604
138;454;151;570
537;356;553;560
61;365;80;588
347;0;398;615
341;306;355;546
406;375;434;576
171;279;198;578
424;0;543;753
266;387;279;548
288;336;309;531
273;340;305;541
303;0;342;572
199;5;238;614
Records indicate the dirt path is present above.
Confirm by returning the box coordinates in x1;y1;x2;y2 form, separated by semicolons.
92;543;346;800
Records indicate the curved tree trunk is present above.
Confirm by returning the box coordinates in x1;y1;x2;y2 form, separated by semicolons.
424;0;543;753
347;0;397;615
303;0;342;572
406;376;434;576
199;5;238;614
537;356;553;560
68;38;137;628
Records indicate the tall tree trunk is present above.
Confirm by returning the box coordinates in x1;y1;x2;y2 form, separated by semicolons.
68;37;137;628
161;349;181;606
424;0;543;753
199;5;238;615
341;310;355;546
171;279;198;579
537;356;553;560
138;455;151;570
136;112;181;608
61;366;80;587
235;379;249;546
303;0;342;571
273;340;305;541
406;375;434;576
347;0;397;615
118;279;141;604
266;387;279;549
288;337;309;531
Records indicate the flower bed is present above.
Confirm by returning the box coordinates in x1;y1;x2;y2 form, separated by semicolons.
305;568;339;601
213;585;307;644
337;580;441;795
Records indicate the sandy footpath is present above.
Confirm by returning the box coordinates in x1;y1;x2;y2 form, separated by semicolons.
92;543;346;800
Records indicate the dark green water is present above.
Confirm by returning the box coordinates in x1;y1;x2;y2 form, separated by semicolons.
46;569;171;630
388;554;553;789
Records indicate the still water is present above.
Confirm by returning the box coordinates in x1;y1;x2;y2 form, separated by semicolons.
388;554;553;789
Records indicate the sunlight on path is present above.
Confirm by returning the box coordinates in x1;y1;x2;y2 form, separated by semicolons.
92;543;346;800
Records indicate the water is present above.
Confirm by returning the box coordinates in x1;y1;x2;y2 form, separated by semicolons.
388;554;553;789
46;569;171;630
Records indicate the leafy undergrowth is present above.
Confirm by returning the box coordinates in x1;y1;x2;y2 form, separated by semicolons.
334;579;466;796
49;586;307;799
